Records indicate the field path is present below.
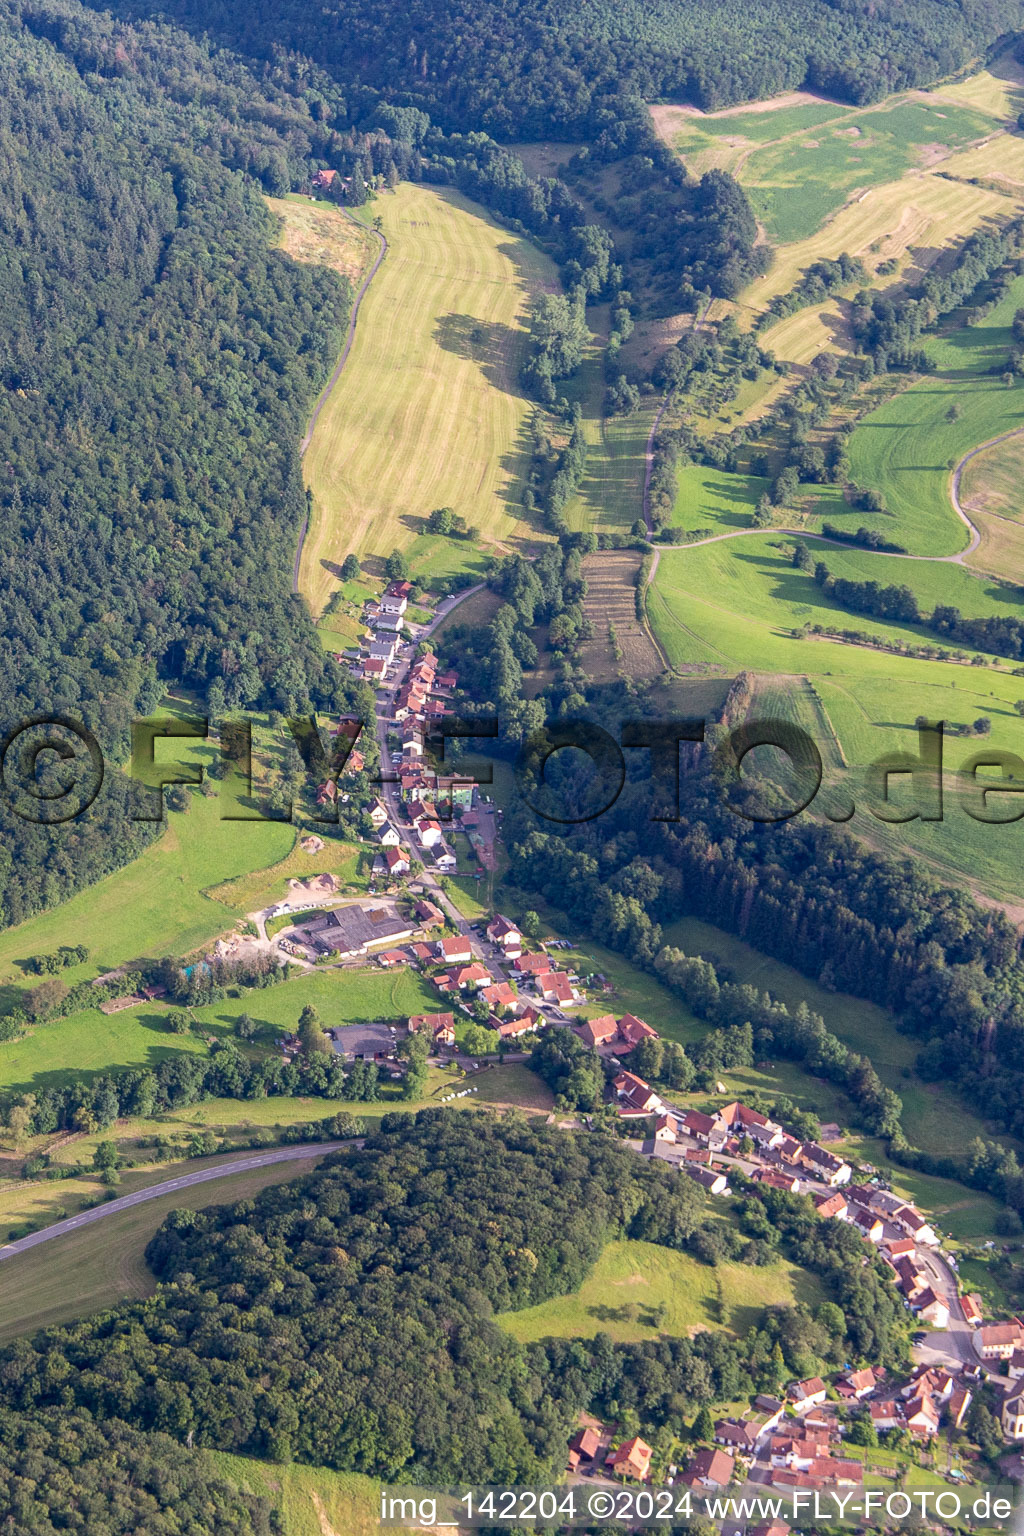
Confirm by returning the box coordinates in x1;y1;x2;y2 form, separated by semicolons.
292;213;388;593
0;1142;353;1263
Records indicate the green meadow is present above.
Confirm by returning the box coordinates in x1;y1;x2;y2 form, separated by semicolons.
0;964;441;1097
498;1236;822;1345
844;274;1024;553
648;537;1024;899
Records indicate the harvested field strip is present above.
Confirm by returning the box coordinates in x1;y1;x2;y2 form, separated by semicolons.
580;550;662;680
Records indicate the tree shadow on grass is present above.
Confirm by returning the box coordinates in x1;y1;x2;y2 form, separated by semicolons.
433;313;519;393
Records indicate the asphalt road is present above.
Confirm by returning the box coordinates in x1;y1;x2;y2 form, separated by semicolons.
0;1142;352;1263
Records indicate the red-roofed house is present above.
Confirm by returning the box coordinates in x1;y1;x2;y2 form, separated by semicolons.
814;1191;849;1220
450;963;490;990
579;1014;618;1048
436;935;473;964
790;1378;827;1412
480;981;518;1014
607;1436;652;1482
618;1013;658;1047
408;1012;456;1045
376;949;409;968
537;971;576;1005
613;1071;665;1117
486;915;523;958
512;952;552;977
683;1448;735;1489
384;847;409;876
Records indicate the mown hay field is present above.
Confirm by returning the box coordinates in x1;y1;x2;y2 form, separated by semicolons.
960;432;1024;519
298;184;559;611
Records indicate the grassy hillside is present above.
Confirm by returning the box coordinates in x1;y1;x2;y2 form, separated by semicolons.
499;1236;822;1344
298;184;558;609
206;1455;419;1536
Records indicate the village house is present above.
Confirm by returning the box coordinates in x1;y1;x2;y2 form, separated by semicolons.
618;1012;659;1048
436;935;473;964
686;1164;729;1196
606;1436;652;1482
361;656;389;683
836;1367;878;1401
800;1144;852;1186
769;1431;831;1470
377;820;401;847
480;981;518;1015
789;1377;828;1413
870;1401;901;1432
754;1168;801;1194
384;847;409;876
654;1114;682;1143
579;1014;619;1048
850;1206;884;1243
414;816;443;848
486;915;523;958
414;898;444;930
376;949;410;968
367;798;389;827
449;962;490;991
714;1418;763;1454
904;1393;939;1438
312;167;337;191
567;1426;601;1472
433;845;457;872
719;1101;784;1149
368;636;399;664
891;1203;939;1246
682;1448;735;1489
947;1385;972;1428
961;1293;984;1327
775;1133;804;1163
976;1321;1024;1361
682;1109;726;1149
912;1288;950;1329
536;971;577;1006
495;1015;537;1041
512;952;553;977
408;1012;456;1046
613;1070;665;1117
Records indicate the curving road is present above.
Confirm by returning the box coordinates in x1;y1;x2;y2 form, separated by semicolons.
291;210;388;595
0;1142;354;1264
948;423;1024;559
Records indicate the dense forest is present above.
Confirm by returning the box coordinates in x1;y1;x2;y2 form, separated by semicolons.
87;0;1024;136
0;0;375;927
0;1112;906;1482
0;1411;275;1535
